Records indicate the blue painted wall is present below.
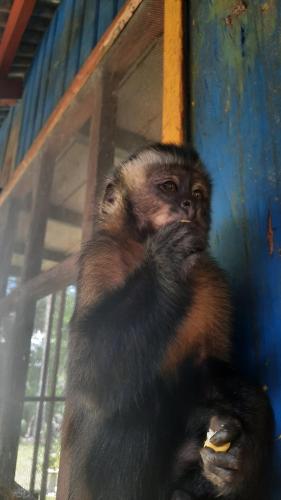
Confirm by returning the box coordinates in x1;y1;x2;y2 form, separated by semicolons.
0;0;125;171
191;0;281;494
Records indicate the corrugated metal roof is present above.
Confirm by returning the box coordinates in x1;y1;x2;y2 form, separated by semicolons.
0;0;61;125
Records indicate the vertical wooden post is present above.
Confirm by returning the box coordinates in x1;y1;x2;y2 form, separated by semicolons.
0;153;54;486
81;72;117;243
81;75;103;243
0;199;18;298
57;72;118;500
162;0;185;144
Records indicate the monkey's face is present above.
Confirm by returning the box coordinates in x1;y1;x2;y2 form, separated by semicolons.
139;165;211;232
101;145;211;238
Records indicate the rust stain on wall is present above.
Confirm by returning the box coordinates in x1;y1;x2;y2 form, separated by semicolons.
225;0;247;26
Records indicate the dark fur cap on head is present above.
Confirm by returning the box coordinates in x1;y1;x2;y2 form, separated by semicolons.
116;143;212;190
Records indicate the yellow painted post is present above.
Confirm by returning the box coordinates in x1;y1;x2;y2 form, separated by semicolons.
162;0;185;144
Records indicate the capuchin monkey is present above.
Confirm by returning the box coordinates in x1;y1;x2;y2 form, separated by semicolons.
65;144;273;500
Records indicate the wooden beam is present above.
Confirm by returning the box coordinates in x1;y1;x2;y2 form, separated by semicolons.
0;200;18;297
0;0;36;75
162;0;185;144
0;76;22;103
81;78;103;243
14;241;67;263
20;194;83;228
0;253;77;318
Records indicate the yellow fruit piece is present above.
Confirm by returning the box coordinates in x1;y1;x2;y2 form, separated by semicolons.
204;440;231;453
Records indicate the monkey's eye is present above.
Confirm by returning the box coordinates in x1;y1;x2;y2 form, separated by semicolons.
192;189;202;200
159;181;178;193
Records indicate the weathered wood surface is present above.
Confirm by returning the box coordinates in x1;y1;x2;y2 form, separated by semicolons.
191;1;281;493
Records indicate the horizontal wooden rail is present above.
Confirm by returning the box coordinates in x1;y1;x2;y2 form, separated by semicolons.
0;253;78;318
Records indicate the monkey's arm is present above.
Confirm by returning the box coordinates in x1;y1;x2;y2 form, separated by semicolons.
70;223;203;411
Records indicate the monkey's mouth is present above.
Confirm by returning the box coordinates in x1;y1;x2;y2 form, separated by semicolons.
180;219;191;223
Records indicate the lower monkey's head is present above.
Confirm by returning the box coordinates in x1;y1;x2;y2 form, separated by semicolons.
100;144;212;238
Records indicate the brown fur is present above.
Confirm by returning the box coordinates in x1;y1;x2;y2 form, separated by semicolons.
162;259;232;374
77;235;144;310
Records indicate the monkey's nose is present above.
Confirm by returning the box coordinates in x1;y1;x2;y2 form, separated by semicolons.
181;200;192;209
180;200;195;219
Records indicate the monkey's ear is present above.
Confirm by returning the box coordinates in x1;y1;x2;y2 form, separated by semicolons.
103;182;115;204
101;182;117;214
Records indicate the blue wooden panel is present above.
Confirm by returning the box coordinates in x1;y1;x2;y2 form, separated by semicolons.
117;0;126;11
97;0;116;40
64;0;85;90
40;10;60;124
79;0;99;67
23;33;48;153
43;0;72;123
16;72;35;164
33;9;58;139
191;0;281;495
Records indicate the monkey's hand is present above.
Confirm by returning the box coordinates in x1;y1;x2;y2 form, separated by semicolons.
200;415;248;497
147;222;207;275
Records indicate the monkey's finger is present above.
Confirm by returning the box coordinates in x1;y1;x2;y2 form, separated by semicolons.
200;448;239;471
209;416;242;443
204;462;235;485
210;429;240;446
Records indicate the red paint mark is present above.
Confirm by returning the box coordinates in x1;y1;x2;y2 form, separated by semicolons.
225;0;247;26
267;210;274;256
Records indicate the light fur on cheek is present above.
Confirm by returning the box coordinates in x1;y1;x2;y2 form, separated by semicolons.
152;206;178;229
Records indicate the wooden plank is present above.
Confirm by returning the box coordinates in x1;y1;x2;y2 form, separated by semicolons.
14;241;67;263
0;98;17;105
1;103;22;185
0;253;77;318
81;76;103;242
0;76;22;101
0;200;18;297
0;107;13;173
22;155;55;281
107;1;163;74
0;0;143;207
0;0;36;75
162;0;185;144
